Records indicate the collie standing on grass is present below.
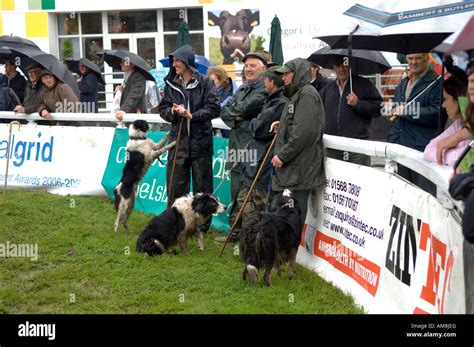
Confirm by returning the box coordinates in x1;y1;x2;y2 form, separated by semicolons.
239;190;303;286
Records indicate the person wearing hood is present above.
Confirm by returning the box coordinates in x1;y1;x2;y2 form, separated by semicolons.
115;59;148;120
215;52;268;243
235;66;288;228
319;56;383;166
14;63;44;115
271;58;326;227
158;44;221;234
77;60;101;113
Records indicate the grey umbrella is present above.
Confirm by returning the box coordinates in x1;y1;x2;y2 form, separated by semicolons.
96;50;154;81
0;35;40;50
307;46;391;75
0;46;80;97
65;57;105;84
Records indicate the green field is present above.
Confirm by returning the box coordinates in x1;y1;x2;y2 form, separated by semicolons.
0;190;364;314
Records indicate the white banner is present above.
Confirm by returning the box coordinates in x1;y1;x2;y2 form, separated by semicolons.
298;158;464;314
0;125;115;196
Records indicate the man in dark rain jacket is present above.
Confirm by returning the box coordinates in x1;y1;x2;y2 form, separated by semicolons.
320;56;382;166
272;58;326;227
158;44;221;233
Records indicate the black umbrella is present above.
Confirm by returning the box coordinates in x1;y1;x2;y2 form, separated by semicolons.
307;46;391;75
0;35;40;50
317;1;474;54
65;57;105;84
33;54;81;97
0;46;80;97
96;50;154;81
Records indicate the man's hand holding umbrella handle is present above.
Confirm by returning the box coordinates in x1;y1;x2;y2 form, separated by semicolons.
14;105;25;114
390;105;405;122
346;92;359;107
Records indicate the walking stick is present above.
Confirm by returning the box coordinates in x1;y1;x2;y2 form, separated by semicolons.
4;121;21;205
219;134;277;257
167;117;184;208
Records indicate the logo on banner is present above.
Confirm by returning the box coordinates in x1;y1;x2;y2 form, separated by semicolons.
0;132;54;167
385;205;417;286
385;205;456;314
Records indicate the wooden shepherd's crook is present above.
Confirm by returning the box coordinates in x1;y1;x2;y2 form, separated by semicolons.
167;117;184;208
4;121;21;205
219;133;278;257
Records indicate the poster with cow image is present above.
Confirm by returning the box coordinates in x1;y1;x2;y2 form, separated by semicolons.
207;9;261;64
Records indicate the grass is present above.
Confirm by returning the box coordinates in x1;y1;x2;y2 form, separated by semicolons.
0;190;364;314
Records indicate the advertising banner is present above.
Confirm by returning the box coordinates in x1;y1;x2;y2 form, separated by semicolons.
0;125;115;196
298;158;464;313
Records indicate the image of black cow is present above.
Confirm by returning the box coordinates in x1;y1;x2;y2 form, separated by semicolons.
208;9;260;64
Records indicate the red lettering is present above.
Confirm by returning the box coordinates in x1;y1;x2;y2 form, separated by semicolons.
439;251;454;314
419;223;447;305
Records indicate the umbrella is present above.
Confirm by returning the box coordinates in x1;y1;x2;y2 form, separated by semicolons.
176;21;190;49
65;57;105;84
434;14;474;56
0;46;80;97
96;50;155;81
159;55;215;75
0;35;40;50
269;15;284;65
317;1;474;54
308;46;391;75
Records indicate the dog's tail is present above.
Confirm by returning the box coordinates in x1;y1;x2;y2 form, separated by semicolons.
246;265;259;284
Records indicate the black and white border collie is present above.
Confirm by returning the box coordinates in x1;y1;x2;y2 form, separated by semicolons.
136;192;226;256
114;120;175;232
239;189;303;286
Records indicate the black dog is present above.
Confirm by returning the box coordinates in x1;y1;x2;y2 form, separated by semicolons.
239;189;303;286
137;193;226;256
114;120;175;232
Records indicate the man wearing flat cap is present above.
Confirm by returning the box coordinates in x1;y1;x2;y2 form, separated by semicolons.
216;52;268;243
14;63;44;115
271;58;326;228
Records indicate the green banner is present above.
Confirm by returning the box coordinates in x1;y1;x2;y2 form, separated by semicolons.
101;128;231;231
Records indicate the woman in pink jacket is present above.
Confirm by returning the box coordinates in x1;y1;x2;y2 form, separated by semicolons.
423;76;470;166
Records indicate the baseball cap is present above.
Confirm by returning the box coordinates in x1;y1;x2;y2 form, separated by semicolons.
274;64;294;74
242;52;267;66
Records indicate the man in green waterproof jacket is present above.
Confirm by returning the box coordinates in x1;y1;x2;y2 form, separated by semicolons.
216;52;268;242
272;58;326;227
